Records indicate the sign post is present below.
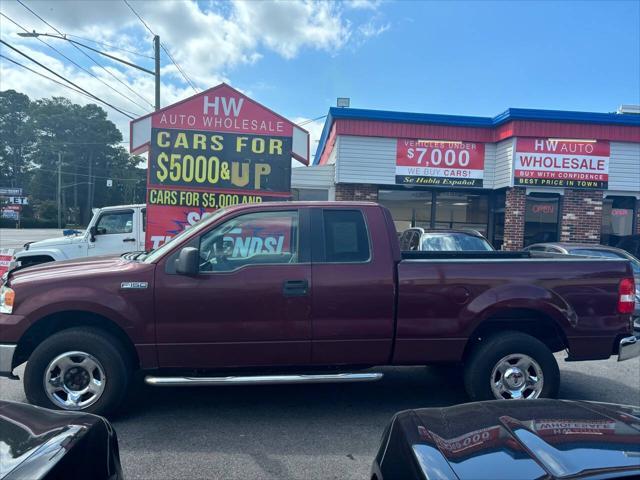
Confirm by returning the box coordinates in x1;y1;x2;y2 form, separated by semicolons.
130;83;309;249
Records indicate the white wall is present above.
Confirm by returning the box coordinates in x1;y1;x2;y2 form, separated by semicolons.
494;138;515;189
609;142;640;192
335;136;396;185
291;164;335;189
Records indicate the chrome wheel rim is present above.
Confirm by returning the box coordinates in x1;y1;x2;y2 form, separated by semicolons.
43;351;106;410
490;353;543;400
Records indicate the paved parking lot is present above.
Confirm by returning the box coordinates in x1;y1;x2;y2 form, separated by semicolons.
0;228;64;250
1;355;638;479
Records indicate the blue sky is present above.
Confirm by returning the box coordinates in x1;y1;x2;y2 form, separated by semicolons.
1;0;638;154
241;0;640;120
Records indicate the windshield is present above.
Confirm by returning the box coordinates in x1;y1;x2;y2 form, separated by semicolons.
419;233;494;251
143;209;229;263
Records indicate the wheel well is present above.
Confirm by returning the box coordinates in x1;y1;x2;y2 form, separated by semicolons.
463;309;568;362
13;311;140;370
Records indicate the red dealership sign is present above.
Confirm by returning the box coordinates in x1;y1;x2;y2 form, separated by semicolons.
396;139;485;187
514;138;610;189
130;84;309;250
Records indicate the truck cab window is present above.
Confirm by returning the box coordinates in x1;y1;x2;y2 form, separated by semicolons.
323;210;370;262
199;211;299;272
96;210;134;235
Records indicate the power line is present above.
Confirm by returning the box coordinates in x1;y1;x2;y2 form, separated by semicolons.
0;39;136;119
122;0;198;93
1;14;145;116
0;54;100;102
12;3;154;111
160;44;198;93
66;34;154;60
297;115;327;126
33;166;144;182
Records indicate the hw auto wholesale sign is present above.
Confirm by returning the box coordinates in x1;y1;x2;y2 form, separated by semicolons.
130;84;309;249
396;139;485;187
514;138;610;189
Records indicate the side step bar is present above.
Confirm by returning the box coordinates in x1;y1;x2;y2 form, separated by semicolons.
145;372;383;387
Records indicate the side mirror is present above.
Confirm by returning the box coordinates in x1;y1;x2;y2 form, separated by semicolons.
89;226;97;242
175;247;199;275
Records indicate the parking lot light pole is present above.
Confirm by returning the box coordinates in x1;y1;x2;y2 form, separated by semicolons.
17;31;161;110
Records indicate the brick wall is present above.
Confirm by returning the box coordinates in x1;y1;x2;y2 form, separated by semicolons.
559;189;603;243
503;187;526;251
334;183;379;202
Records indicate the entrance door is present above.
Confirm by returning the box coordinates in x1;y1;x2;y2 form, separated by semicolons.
154;208;312;369
524;194;560;246
88;208;138;256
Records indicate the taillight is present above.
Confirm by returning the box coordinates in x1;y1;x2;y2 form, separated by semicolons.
618;278;636;314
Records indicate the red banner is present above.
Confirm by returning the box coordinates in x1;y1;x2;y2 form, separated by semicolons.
396;139;485;187
146;192;287;249
0;249;14;277
515;138;610;189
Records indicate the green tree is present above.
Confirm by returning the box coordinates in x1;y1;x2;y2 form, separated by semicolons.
0;91;147;226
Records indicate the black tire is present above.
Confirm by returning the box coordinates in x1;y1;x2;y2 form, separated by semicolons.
24;327;131;416
463;331;559;401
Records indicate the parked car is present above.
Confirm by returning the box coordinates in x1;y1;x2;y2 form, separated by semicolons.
0;400;123;479
1;202;638;416
617;234;640;259
524;242;640;323
371;399;640;480
399;228;494;251
12;204;146;268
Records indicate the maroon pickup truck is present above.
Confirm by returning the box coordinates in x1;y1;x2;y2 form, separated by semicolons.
1;202;638;415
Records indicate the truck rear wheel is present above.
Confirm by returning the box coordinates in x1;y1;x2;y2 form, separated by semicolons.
463;331;559;401
24;327;131;416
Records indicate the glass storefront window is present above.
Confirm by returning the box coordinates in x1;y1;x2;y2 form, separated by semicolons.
434;192;489;236
601;196;635;247
378;190;432;232
524;193;560;246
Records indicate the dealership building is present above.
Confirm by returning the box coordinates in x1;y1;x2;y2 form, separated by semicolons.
292;106;640;250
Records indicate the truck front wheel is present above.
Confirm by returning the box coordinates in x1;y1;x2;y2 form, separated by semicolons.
24;327;131;416
463;332;560;401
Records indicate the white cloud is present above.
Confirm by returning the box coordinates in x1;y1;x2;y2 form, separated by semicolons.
345;0;383;10
0;0;389;143
359;20;390;38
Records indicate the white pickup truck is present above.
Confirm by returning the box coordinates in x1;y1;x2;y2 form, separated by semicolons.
13;204;146;268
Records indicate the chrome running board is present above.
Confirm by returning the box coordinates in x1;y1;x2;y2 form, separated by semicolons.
145;372;383;387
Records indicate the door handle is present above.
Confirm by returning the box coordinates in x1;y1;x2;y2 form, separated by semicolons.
123;238;136;242
283;279;309;297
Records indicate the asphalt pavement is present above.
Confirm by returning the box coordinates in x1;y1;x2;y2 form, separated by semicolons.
1;355;638;479
0;228;64;250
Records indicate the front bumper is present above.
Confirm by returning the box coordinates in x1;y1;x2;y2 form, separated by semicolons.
618;335;640;362
0;344;16;376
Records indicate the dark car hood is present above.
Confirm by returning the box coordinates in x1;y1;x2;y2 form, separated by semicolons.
406;400;640;480
8;254;145;287
0;400;121;479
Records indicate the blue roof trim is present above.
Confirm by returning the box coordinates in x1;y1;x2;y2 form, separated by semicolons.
312;107;640;165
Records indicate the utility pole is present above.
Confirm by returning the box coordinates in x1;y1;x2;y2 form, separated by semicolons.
57;152;62;229
154;35;161;110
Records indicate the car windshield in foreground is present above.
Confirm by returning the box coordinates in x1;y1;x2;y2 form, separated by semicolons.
142;209;229;263
420;233;493;251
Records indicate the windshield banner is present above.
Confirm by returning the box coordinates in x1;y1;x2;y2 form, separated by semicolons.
146;194;284;249
396;139;485;187
514;138;610;189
